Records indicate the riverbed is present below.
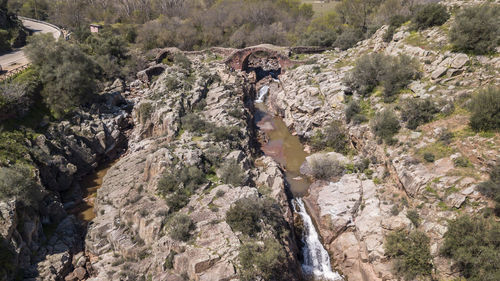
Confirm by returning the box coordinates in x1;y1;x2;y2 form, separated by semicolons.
254;83;343;281
69;160;118;222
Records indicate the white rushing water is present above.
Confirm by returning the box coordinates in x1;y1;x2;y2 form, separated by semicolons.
255;85;269;103
294;198;343;281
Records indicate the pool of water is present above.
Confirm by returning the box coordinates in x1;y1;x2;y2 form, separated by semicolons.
254;102;310;197
69;159;118;222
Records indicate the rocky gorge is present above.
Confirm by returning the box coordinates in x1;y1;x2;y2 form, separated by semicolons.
1;1;500;280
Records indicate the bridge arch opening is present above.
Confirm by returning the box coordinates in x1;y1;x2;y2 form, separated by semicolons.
242;50;282;81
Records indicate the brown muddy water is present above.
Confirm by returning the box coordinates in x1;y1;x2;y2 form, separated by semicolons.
254;102;311;197
69;159;118;222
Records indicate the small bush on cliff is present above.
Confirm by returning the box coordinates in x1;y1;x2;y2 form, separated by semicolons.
344;53;420;102
158;165;207;213
226;197;285;237
167;214;195;242
345;100;367;124
385;229;433;280
309;155;344;180
449;5;500;55
138;102;153;124
0;164;40;207
441;215;500;280
181;113;206;134
406;209;421;227
400;98;439;130
226;198;263;236
411;3;450;30
239;238;288;281
477;163;500;216
219;159;245;187
310;120;349;154
469;87;500;132
372;109;400;144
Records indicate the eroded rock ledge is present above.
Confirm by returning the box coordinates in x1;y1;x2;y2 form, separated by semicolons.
85;54;302;280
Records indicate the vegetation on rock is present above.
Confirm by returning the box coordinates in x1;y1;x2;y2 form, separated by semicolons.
400;98;439;130
441;215;500;281
469;87;500;132
372;109;400;144
385;229;433;280
450;4;500;55
344;53;420;102
310;120;350;154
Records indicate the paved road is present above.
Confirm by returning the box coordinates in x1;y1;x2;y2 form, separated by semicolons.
0;18;60;72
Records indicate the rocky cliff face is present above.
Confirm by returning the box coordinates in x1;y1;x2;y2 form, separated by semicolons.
0;84;132;280
85;54;302;280
262;13;499;281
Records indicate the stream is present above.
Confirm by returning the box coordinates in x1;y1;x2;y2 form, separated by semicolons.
254;82;343;280
69;159;118;223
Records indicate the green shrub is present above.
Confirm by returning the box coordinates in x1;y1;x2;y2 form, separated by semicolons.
383;15;408;42
157;165;207;213
477;163;500;216
226;198;262;236
453;156;471;168
344;53;387;96
0;164;40;207
385;230;433;280
345;100;367;124
469;87;500;132
239;238;287;281
25;34;99;117
226;197;284;237
449;5;500;55
406;209;420;227
372;109;400;144
441;215;500;281
309;155;344;180
411;3;450;30
400;98;439;130
391;205;400;216
310;120;349;154
380;55;421;102
219;159;245;186
173;53;192;70
344;53;419;101
164;251;177;269
335;27;364;50
181;113;206;133
167;214;195;242
423;152;435;163
138;102;153;124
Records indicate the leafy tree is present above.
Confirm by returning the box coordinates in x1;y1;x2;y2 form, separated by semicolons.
226;198;263;237
385;230;433;280
441;215;500;281
25;34;99;117
449;5;500;55
311;120;350;154
477;163;500;216
372;109;400;144
0;164;41;207
411;3;449;30
469;87;500;132
239;238;288;281
400;98;439;130
167;214;195;242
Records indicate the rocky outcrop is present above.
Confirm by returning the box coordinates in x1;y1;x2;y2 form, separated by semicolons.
85;56;302;280
0;86;132;280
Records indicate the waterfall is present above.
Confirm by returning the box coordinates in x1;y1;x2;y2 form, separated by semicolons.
255;85;269;103
294;198;343;281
